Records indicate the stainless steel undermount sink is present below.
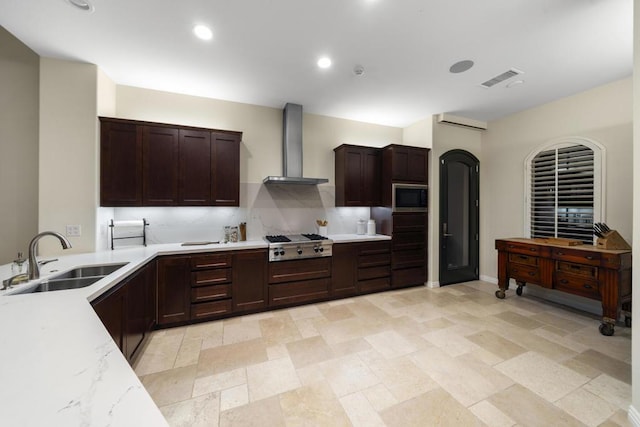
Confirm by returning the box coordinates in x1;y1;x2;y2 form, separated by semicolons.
12;262;128;294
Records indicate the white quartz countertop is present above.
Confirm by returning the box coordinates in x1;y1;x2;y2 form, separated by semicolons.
0;234;387;426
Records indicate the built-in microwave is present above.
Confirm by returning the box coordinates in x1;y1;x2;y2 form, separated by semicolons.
392;183;428;212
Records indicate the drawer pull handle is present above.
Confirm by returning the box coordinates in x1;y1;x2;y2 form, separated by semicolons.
583;284;593;289
508;245;515;248
557;252;564;256
519;255;528;260
529;248;537;252
571;265;580;270
585;256;594;260
528;272;536;276
560;279;569;284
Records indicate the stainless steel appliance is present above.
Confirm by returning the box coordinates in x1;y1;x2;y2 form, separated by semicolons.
392;183;428;212
264;233;333;261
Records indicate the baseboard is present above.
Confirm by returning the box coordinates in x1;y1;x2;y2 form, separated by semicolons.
628;404;640;426
480;275;498;284
427;281;440;289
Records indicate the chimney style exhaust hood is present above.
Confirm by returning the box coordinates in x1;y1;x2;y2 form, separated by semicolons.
263;103;329;185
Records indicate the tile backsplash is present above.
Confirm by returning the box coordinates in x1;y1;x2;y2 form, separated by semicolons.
97;184;371;249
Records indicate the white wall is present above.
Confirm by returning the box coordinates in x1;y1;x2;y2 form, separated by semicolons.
0;27;39;264
39;58;100;255
481;77;633;285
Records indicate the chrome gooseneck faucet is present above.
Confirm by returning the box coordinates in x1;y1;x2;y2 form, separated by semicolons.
28;231;72;280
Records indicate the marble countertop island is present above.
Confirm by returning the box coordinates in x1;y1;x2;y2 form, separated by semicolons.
0;234;389;426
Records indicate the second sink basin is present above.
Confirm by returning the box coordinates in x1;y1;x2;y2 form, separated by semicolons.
29;277;106;293
50;263;128;279
12;262;129;294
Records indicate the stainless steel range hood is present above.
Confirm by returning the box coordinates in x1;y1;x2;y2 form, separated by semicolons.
263;103;329;185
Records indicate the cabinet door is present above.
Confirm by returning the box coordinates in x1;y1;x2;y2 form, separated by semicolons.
334;145;381;207
386;145;428;184
157;256;191;325
179;129;211;205
143;126;179;205
331;243;357;297
362;149;381;205
406;147;428;183
92;284;127;353
212;132;240;206
233;249;268;312
125;269;147;361
100;119;142;206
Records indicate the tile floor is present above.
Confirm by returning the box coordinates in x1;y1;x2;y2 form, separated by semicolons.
134;281;632;427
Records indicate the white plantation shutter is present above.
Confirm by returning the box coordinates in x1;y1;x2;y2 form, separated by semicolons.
530;144;595;243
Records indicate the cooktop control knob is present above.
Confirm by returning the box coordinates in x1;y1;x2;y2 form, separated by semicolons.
319;246;324;253
313;246;319;253
297;247;303;255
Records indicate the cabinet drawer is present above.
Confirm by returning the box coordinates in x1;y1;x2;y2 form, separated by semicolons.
268;278;330;307
358;252;391;268
504;242;542;256
392;248;425;269
392;213;426;232
508;263;540;283
358;277;391;293
554;272;600;299
551;248;600;266
191;284;231;302
192;268;232;286
392;232;425;251
392;267;426;288
268;258;331;284
358;241;391;256
191;253;232;270
191;299;232;320
556;261;597;278
508;253;538;266
358;265;391;281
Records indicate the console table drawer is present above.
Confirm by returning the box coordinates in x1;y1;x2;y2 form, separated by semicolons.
508;253;539;266
552;248;600;266
556;261;597;278
555;272;600;299
509;264;540;283
504;242;542;256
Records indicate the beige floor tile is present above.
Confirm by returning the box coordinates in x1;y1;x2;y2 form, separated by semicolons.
134;332;183;376
318;353;381;397
422;325;482;357
489;384;585;427
259;315;302;345
380;388;486;427
319;304;355;321
566;327;631;362
317;316;384;345
295;364;325;386
411;347;513;407
246;357;301;402
493;310;545;330
361;383;398;411
266;343;289;360
555;387;618;427
219;395;285;427
365;355;438;402
364;329;418;359
279;380;352;427
340;391;386;427
469;400;515;427
141;364;198;407
582;374;632;410
602;409;632;427
159;392;220;427
287;304;323;320
220;383;249;412
183;321;223;340
421;316;456;332
174;337;202;368
196;338;267;377
329;337;373;357
466;330;527;360
192;367;246;397
497;325;579;362
571;350;631;384
285;335;335;369
562;358;605;380
292;316;323;338
222;319;262;345
530;311;591;333
495;351;590;402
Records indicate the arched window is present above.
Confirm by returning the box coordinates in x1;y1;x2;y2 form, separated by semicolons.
524;137;605;244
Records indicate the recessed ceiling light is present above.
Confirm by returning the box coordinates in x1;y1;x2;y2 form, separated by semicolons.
506;80;525;88
317;57;332;69
193;25;213;41
449;60;474;74
66;0;94;12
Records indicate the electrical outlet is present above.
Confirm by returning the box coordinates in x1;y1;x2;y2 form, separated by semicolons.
66;224;81;237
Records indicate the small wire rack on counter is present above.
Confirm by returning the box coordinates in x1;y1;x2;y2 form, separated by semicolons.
109;218;148;250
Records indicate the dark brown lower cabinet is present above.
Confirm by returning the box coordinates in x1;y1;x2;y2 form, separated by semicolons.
157;255;191;326
92;261;156;363
331;244;358;297
233;249;268;313
268;258;331;307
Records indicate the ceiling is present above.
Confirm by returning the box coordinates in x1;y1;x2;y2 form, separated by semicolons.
0;0;633;127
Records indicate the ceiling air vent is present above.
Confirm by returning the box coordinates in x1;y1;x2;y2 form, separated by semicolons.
480;68;524;88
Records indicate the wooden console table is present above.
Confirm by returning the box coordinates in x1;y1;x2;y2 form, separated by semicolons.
495;238;631;336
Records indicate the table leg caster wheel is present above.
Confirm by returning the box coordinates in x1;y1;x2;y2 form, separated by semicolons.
625;316;632;328
599;323;614;336
516;286;523;296
495;290;506;299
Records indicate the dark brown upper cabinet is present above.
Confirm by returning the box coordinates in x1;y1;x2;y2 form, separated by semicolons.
99;117;242;207
383;144;428;184
334;144;381;207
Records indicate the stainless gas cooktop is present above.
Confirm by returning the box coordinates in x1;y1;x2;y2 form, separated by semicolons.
264;234;332;261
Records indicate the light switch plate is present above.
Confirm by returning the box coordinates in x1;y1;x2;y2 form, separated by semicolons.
66;224;81;237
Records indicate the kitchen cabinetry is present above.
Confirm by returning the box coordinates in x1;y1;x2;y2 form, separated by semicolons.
233;249;268;313
157;255;191;326
331;241;391;296
495;238;632;336
92;261;156;362
334;144;381;206
268;258;331;307
383;144;428;183
99;117;242;207
190;252;233;321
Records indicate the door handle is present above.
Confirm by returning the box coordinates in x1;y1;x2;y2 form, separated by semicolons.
443;234;453;237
